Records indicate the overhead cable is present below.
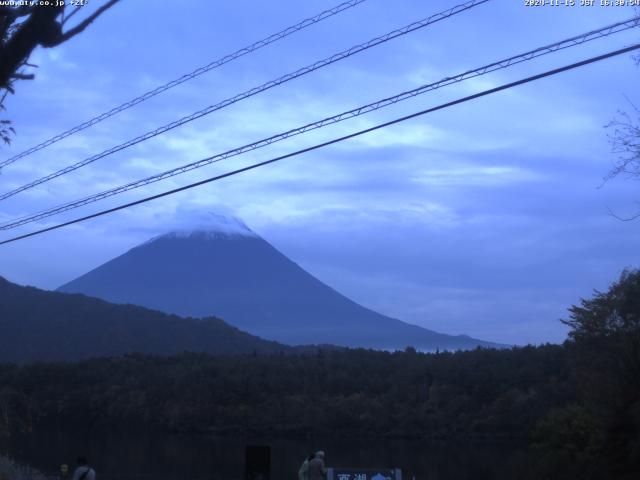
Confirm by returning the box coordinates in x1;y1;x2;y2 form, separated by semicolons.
0;0;369;170
1;42;637;246
0;0;490;201
1;16;637;231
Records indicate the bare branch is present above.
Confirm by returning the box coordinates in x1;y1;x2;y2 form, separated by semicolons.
0;0;120;147
10;72;34;80
0;6;36;19
51;0;120;46
607;206;640;222
61;6;83;27
605;99;640;183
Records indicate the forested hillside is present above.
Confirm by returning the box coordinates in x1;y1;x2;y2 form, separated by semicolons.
0;277;290;362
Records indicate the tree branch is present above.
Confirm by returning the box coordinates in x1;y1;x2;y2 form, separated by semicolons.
10;72;34;80
61;6;82;27
51;0;120;46
607;206;640;222
0;6;36;19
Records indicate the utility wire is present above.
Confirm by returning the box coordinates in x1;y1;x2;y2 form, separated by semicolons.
0;0;490;202
0;0;369;170
1;16;637;231
1;43;637;247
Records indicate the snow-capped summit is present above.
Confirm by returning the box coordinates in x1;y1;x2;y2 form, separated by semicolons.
166;213;256;238
146;211;257;245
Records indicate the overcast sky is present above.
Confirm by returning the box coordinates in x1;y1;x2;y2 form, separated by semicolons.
0;0;639;345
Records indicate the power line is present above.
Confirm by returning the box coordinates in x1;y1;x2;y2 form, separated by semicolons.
1;16;637;231
0;0;369;170
1;43;637;247
0;0;490;202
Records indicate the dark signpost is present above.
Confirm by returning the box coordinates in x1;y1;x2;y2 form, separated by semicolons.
244;445;271;480
327;468;402;480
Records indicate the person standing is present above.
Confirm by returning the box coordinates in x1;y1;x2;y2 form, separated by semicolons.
59;464;70;480
298;453;315;480
71;457;95;480
307;451;327;480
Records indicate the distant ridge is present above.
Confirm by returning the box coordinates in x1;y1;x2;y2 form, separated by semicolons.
0;276;290;363
59;212;504;351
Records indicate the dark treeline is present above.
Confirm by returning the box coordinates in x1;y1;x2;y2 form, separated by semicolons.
0;344;572;438
0;270;638;478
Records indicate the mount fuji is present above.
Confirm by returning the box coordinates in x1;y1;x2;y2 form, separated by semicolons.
58;213;502;350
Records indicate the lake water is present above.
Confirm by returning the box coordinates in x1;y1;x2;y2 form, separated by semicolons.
0;429;532;480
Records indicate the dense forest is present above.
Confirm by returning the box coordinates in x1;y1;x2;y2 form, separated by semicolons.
0;270;638;478
0;345;572;437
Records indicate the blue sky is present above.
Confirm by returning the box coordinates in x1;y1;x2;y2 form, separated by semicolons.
0;0;639;345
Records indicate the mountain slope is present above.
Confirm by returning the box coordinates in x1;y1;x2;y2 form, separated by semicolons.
0;276;289;363
59;214;502;350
